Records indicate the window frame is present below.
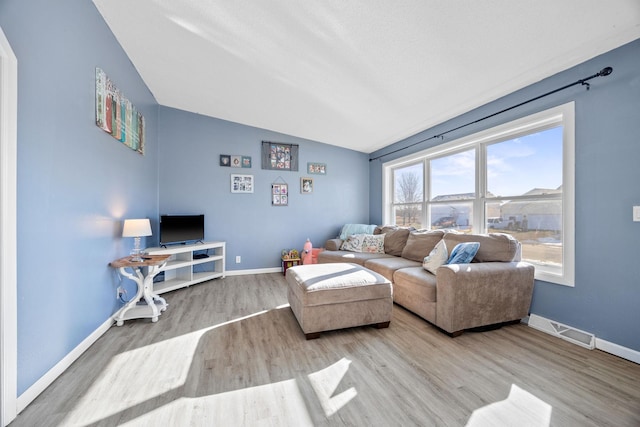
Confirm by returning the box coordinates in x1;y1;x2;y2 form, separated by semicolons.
383;102;575;286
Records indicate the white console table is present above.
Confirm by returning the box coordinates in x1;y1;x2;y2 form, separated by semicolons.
145;241;226;294
110;254;171;326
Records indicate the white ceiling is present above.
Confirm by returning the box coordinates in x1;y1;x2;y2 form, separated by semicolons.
93;1;640;154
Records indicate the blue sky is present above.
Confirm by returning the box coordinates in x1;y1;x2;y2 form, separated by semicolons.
485;126;563;197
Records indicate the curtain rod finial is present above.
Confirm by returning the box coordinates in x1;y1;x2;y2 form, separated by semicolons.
599;67;613;76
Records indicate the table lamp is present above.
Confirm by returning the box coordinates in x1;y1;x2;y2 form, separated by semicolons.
122;218;152;262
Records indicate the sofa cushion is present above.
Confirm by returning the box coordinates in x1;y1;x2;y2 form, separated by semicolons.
340;234;367;252
401;230;446;262
446;242;480;264
364;257;422;282
286;263;391;307
362;234;386;253
374;225;413;256
393;266;438;303
317;250;393;266
340;233;386;253
444;232;518;262
423;239;448;274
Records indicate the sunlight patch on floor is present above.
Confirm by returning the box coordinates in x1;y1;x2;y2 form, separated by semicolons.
308;358;357;417
62;331;200;425
61;308;278;425
119;378;314;427
466;384;552;427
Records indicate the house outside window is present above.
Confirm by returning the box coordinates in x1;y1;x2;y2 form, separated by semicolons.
383;103;575;286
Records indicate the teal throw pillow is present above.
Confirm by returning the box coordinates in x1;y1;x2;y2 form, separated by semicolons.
446;242;480;264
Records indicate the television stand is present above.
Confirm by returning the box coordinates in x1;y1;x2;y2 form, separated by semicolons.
145;241;225;294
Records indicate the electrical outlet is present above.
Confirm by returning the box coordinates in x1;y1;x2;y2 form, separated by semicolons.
236;256;241;264
633;206;640;222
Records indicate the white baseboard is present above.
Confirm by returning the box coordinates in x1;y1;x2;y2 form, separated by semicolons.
595;337;640;364
225;267;281;276
16;317;114;413
527;314;639;364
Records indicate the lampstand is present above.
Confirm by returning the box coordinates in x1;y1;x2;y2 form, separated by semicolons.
122;218;152;262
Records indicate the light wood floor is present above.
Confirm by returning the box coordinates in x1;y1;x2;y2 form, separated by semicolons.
10;273;640;426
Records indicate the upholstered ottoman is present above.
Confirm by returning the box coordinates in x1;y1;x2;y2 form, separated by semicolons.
286;263;393;339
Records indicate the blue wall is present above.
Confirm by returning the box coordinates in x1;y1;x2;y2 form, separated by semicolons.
370;39;640;352
157;106;370;270
0;0;370;397
0;0;159;394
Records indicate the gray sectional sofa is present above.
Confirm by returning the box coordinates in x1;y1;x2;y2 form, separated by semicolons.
318;226;535;336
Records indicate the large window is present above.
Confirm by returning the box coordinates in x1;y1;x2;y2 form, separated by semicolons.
383;103;575;286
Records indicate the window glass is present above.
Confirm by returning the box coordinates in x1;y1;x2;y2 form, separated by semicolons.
393;163;423;203
487;127;563;197
431;202;473;232
430;149;475;200
393;204;422;229
486;199;562;266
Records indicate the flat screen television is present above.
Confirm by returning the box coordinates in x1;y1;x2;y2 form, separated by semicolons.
159;214;205;245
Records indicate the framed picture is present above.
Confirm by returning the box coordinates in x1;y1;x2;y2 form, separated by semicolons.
241;156;252;168
307;162;326;175
301;177;313;194
272;183;288;206
220;155;231;167
231;174;254;193
261;141;299;171
231;155;242;167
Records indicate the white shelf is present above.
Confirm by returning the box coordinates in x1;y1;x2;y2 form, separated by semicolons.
145;241;225;294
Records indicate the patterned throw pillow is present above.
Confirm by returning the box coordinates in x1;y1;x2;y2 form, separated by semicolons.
361;234;386;253
340;234;367;252
423;239;448;274
446;242;480;264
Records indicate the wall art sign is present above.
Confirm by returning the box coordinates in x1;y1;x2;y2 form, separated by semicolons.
261;141;299;171
95;68;145;155
231;174;254;193
307;162;326;175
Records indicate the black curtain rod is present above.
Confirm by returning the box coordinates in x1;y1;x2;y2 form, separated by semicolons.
369;66;613;162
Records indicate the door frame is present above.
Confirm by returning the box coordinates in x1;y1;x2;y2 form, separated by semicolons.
0;25;18;427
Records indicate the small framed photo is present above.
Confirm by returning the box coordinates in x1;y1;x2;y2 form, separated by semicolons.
220;155;231;167
301;177;313;194
241;156;252;168
231;174;254;193
272;183;288;205
307;162;326;175
231;155;242;168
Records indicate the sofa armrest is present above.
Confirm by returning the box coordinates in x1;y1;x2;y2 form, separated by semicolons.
435;262;535;334
324;239;344;251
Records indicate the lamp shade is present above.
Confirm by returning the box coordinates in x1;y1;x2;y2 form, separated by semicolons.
122;219;152;237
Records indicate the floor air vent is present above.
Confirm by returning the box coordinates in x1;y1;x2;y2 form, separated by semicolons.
528;314;595;349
